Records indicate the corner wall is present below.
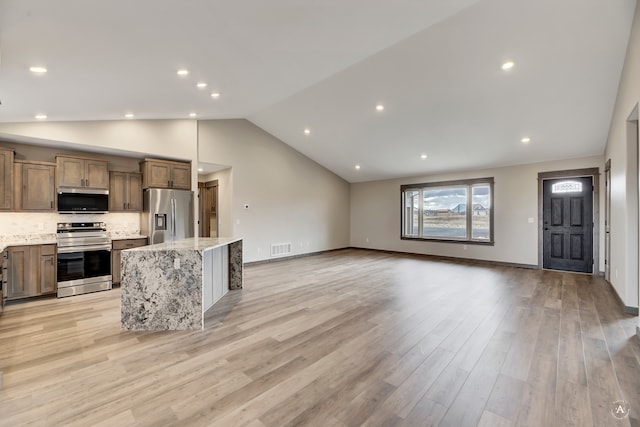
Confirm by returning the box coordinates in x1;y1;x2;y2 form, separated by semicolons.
604;2;640;311
198;119;350;263
350;156;603;268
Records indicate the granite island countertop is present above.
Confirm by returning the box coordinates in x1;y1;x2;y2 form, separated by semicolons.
120;237;244;330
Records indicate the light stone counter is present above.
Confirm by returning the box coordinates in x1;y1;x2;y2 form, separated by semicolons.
120;237;243;331
0;235;57;252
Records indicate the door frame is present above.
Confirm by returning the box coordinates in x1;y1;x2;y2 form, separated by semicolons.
604;159;611;282
538;167;600;273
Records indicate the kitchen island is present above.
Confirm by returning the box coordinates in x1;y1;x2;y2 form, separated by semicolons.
120;237;243;331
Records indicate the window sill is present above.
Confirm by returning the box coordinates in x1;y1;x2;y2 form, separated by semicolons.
401;236;494;246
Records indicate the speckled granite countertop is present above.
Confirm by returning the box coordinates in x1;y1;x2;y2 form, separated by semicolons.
0;234;148;252
125;237;242;252
0;235;57;252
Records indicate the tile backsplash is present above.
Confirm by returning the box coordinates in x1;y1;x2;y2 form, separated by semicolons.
0;212;141;242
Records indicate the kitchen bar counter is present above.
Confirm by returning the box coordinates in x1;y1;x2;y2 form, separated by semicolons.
120;237;243;331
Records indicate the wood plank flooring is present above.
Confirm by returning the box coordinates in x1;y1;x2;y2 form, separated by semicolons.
0;248;639;426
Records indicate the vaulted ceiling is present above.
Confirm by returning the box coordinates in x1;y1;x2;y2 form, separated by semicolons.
0;0;636;182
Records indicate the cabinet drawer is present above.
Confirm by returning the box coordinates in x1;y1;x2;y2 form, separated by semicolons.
112;238;147;250
40;244;56;255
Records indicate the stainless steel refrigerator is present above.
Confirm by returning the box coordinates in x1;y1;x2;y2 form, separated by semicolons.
141;189;194;244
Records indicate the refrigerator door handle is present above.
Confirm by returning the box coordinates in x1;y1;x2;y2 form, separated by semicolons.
171;198;176;239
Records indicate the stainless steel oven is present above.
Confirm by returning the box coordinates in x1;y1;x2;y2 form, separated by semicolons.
56;222;112;297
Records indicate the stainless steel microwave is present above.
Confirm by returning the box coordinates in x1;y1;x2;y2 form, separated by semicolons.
57;188;109;213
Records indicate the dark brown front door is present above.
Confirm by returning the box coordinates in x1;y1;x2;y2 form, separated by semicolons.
543;176;593;273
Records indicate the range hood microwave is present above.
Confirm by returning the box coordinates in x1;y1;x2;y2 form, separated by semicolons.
57;188;109;213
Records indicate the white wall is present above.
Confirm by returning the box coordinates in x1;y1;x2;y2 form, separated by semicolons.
198;119;350;263
351;156;603;268
604;3;640;312
0;120;197;162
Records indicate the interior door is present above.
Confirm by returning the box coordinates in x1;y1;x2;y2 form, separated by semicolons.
543;176;593;273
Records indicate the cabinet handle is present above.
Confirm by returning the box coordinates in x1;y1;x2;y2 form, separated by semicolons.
86;179;89;187
50;201;53;208
123;202;126;210
81;179;85;186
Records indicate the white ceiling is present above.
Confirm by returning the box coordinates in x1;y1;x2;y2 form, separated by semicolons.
0;0;636;182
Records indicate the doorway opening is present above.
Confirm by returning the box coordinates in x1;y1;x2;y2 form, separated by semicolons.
198;180;218;238
538;168;599;273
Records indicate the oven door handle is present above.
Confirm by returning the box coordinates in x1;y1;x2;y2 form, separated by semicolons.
57;245;112;254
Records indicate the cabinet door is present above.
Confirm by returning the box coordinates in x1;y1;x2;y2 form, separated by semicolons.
171;164;191;189
145;162;171;188
109;172;127;212
57;157;85;187
21;163;56;210
0;148;14;210
39;253;56;295
7;246;31;300
112;249;121;285
85;160;109;189
127;173;143;211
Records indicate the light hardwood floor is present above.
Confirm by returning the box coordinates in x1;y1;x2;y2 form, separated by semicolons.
0;248;639;426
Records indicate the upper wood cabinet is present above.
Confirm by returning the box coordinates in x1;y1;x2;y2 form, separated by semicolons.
0;148;14;210
14;160;56;211
141;158;191;190
56;155;109;190
109;171;142;212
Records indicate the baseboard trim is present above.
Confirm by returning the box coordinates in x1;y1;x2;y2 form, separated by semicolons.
605;279;640;315
348;246;539;270
244;247;348;267
624;306;640;315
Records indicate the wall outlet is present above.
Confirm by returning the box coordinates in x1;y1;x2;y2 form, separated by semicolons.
527;217;534;224
174;258;180;269
365;238;369;243
463;245;468;250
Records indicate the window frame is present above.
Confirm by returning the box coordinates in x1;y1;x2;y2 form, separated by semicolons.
400;177;495;245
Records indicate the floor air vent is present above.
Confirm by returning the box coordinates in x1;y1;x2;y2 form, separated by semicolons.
271;242;292;257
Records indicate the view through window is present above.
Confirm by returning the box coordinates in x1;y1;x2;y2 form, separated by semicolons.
401;178;494;243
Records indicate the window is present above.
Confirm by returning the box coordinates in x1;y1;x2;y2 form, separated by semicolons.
401;177;494;244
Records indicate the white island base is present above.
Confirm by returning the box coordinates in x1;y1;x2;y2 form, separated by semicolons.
120;237;243;331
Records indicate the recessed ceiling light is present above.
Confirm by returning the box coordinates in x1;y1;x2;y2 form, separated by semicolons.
35;114;47;120
421;154;428;160
521;137;531;144
177;69;189;76
501;61;515;70
189;112;197;118
355;164;361;170
211;92;221;99
197;168;204;172
196;82;208;89
125;113;134;119
376;104;384;112
304;128;311;135
29;66;47;74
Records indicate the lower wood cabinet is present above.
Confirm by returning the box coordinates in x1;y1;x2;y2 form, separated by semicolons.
112;238;147;285
6;244;57;300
